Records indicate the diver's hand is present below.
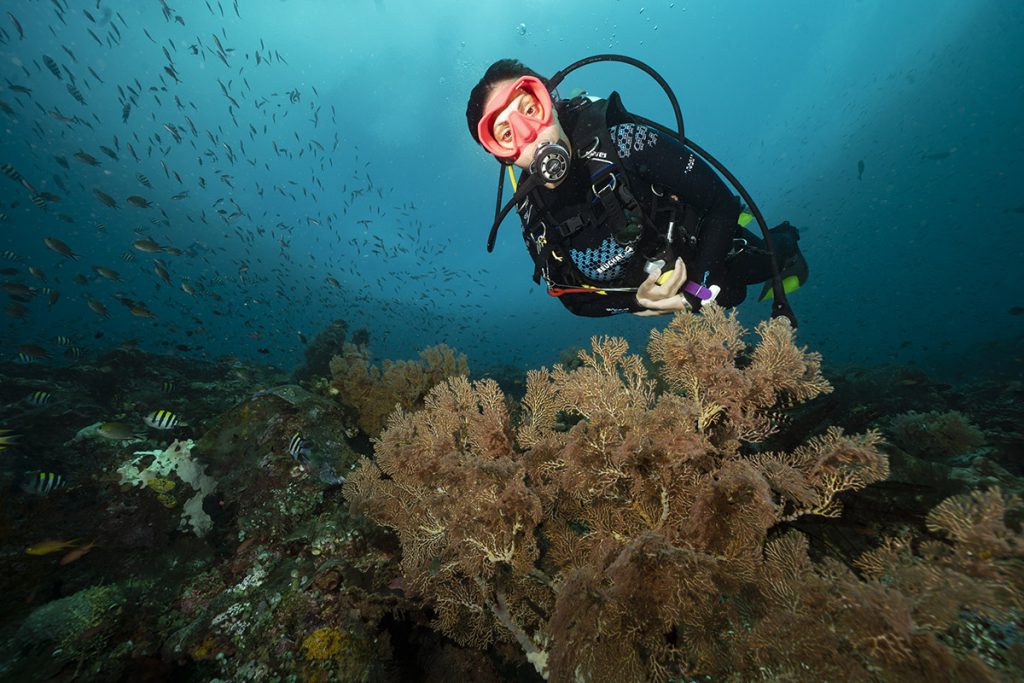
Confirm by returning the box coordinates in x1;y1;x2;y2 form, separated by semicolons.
635;257;689;314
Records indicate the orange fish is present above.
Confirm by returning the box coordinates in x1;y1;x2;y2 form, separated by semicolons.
25;539;79;556
60;541;97;565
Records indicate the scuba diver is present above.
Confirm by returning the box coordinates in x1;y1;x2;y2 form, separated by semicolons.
466;57;808;319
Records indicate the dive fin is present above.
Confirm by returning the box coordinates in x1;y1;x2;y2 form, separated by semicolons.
759;246;808;302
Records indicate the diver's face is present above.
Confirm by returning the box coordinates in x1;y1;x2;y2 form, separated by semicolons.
483;78;566;172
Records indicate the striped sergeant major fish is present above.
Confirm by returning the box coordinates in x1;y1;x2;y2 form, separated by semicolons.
21;471;66;495
0;429;19;451
25;390;51;406
287;431;312;460
144;409;181;430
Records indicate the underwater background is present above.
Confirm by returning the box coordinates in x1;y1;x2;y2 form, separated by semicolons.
0;0;1020;378
1;1;1023;681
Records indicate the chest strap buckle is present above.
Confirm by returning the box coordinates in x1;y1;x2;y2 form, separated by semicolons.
557;214;586;238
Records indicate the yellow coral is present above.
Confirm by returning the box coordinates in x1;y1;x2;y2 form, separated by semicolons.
147;477;176;493
155;492;177;508
190;637;217;660
302;627;344;661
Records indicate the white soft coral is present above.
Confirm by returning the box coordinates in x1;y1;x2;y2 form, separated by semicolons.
118;439;217;536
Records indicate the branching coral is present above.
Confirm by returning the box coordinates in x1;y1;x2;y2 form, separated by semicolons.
740;488;1023;682
328;342;468;436
649;305;831;448
346;376;542;651
344;306;1021;682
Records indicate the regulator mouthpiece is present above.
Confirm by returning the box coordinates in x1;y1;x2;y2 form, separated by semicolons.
532;141;570;184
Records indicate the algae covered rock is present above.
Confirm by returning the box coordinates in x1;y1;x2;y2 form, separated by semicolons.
197;384;358;479
17;584;124;644
12;584;126;675
194;385;360;543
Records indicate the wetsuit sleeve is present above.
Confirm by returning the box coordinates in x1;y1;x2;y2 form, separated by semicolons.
610;123;740;301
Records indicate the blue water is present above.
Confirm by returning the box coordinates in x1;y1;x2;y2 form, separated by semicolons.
1;0;1021;380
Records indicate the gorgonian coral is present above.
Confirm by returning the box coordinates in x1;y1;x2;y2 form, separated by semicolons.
888;409;986;460
329;342;468;436
344;306;1021;682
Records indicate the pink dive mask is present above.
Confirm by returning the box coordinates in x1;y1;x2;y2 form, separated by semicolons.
476;76;554;159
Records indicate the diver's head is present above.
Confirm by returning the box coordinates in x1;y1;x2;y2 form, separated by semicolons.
466;59;569;176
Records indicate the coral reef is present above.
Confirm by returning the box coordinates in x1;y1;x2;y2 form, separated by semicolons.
730;486;1023;681
118;439;217;536
344;306;1023;682
1;315;1021;682
328;342;468;436
302;626;346;660
889;409;987;460
12;584;126;675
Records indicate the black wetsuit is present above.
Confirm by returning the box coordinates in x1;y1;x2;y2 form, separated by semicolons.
516;109;799;317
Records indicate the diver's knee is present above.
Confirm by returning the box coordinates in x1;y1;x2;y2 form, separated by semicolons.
770;221;800;240
769;222;801;259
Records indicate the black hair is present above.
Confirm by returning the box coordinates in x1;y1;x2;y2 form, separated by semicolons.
465;59;551;145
